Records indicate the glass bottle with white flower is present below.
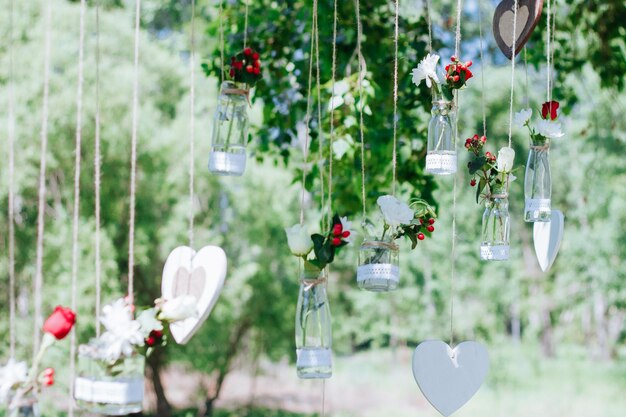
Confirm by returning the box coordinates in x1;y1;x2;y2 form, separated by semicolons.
357;195;437;292
285;215;351;379
75;296;197;415
515;100;563;222
412;54;474;175
465;135;517;261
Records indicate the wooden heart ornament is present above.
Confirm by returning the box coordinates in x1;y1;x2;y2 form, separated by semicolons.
161;246;227;344
412;341;489;417
493;0;543;59
533;210;564;272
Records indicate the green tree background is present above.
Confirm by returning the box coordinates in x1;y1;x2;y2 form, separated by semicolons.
0;0;625;416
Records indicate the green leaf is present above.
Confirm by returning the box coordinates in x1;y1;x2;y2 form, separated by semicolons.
476;177;487;203
468;156;487;175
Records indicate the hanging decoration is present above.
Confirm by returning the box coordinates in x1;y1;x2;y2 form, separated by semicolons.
465;136;516;260
75;297;196;414
533;209;564;272
514;101;563;222
285;216;352;379
1;307;76;417
161;246;227;344
412;55;474;175
357;196;437;292
493;0;543;59
412;340;489;417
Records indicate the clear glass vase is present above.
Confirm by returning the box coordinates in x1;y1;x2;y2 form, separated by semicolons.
425;98;457;175
524;138;551;222
480;189;510;261
295;268;332;379
6;392;39;417
208;81;249;176
74;349;145;416
357;240;400;292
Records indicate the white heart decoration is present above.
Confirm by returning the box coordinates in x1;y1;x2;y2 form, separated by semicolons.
161;245;227;344
412;340;489;417
533;210;564;272
499;5;530;48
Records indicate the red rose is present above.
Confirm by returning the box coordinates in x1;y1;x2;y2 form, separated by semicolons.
43;306;76;340
541;100;559;120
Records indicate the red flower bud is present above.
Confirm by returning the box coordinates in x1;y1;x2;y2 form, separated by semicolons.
146;336;156;347
466;60;473;67
254;60;261;68
244;47;252;56
342;230;351;238
465;142;471;149
427;225;435;232
470;179;477;187
332;237;342;246
480;135;487;143
44;375;54;386
43;306;76;340
417;233;425;241
451;56;457;62
428;218;435;225
151;330;163;338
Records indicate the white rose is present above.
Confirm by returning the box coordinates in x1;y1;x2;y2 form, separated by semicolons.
411;53;440;88
513;108;532;128
377;195;414;228
0;359;28;402
536;119;564;138
158;295;198;322
497;147;515;172
285;224;313;256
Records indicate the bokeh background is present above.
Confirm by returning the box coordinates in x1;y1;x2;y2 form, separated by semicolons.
1;0;625;416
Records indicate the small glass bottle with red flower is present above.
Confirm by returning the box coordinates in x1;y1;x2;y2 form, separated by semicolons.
208;47;262;176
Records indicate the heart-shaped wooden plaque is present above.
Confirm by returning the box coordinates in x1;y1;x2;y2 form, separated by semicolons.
412;340;489;417
493;0;543;59
161;245;227;344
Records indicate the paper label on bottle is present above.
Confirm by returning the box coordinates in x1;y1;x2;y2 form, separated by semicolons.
208;151;246;175
425;153;457;175
296;349;332;368
480;245;509;261
74;377;144;404
525;198;551;212
356;264;400;284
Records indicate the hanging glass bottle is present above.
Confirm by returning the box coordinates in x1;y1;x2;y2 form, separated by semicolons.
208;81;249;176
425;97;456;175
6;392;39;417
480;185;510;261
524;138;551;222
295;267;332;379
356;239;400;292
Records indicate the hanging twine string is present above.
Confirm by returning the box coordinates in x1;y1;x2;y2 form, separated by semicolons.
219;0;225;83
300;0;318;225
33;0;53;356
477;0;487;137
506;0;519;148
313;7;326;230
128;0;142;302
524;47;529;107
355;0;367;221
449;0;463;348
7;0;16;359
549;0;556;103
327;0;338;228
188;0;197;249
425;0;433;52
243;0;249;49
545;0;551;103
391;0;399;195
68;0;87;413
94;0;103;337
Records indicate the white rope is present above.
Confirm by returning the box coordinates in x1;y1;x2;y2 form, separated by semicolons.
128;0;142;301
68;0;87;413
327;0;338;227
549;0;556;103
391;0;399;195
545;0;551;102
33;0;53;356
189;0;196;249
506;0;519;148
477;0;487;137
94;0;103;337
7;0;16;359
219;0;225;83
243;0;249;49
356;0;367;220
425;0;433;52
313;7;325;229
300;0;317;225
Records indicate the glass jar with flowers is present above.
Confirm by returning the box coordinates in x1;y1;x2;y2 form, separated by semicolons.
514;100;564;222
1;307;76;417
465;134;516;261
412;54;474;175
75;296;197;415
205;47;262;176
358;195;437;292
285;215;352;379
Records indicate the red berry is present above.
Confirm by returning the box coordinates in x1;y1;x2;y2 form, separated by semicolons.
428;218;435;225
453;75;460;82
244;47;252;56
146;336;156;347
427;225;435;232
465;142;471;149
252;52;260;60
44;368;54;377
466;60;473;67
44;376;54;386
253;67;261;75
451;56;457;62
333;224;343;236
480;135;487;143
332;237;341;246
417;233;425;241
151;330;163;338
470;179;477;187
246;65;253;73
342;231;350;238
254;60;261;68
